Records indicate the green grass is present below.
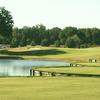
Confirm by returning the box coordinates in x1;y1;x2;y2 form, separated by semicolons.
0;47;100;100
0;77;100;100
78;62;100;67
0;46;100;63
37;67;100;75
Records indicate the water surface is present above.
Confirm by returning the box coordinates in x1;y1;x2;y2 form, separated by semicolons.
0;60;69;76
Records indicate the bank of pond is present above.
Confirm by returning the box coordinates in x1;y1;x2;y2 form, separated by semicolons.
0;59;69;76
0;59;100;78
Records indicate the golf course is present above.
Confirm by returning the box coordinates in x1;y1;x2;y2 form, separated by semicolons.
0;77;100;100
0;1;100;100
0;46;100;63
0;46;100;100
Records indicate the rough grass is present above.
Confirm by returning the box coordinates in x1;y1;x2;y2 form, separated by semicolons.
0;46;100;63
0;77;100;100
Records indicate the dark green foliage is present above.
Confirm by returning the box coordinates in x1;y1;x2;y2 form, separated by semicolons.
0;7;14;43
62;27;77;37
77;29;86;44
72;35;81;48
65;38;75;48
49;27;61;44
80;44;88;48
0;6;100;48
41;39;49;46
92;28;100;45
19;37;27;47
10;38;19;47
11;25;100;48
31;41;36;46
65;35;81;48
54;40;60;47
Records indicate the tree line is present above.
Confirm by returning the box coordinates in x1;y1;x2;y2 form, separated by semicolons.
0;7;100;48
11;25;100;48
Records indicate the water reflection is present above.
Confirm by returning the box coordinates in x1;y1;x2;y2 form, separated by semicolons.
0;60;69;76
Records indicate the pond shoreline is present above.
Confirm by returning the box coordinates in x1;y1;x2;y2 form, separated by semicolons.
0;59;69;76
0;56;72;63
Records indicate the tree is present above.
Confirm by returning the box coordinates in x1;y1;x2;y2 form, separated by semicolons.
19;36;27;47
84;28;92;44
65;37;76;48
11;38;19;47
73;35;81;48
54;40;60;47
34;24;46;44
41;39;49;46
65;35;81;48
31;41;36;46
0;7;14;43
91;28;100;45
77;29;86;44
62;27;77;37
49;27;61;44
59;32;66;44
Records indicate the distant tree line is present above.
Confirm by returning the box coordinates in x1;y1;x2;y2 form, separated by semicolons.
10;25;100;48
0;7;100;48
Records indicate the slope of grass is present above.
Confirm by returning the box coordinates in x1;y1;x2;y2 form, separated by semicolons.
0;77;100;100
37;67;100;75
0;46;100;63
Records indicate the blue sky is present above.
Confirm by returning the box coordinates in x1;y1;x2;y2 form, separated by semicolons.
0;0;100;29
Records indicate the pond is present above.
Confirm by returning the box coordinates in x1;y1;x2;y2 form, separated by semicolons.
0;60;70;76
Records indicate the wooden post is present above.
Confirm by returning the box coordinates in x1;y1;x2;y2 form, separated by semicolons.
30;69;32;76
33;70;35;76
70;63;73;67
30;69;35;76
39;71;42;76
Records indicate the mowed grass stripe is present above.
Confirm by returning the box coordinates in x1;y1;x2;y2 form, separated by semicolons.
0;77;100;100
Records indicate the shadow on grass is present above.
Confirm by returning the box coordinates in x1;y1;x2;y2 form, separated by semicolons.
0;49;66;56
0;56;23;59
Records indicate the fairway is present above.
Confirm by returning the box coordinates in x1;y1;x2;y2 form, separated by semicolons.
0;77;100;100
0;47;100;99
0;47;100;63
37;67;100;75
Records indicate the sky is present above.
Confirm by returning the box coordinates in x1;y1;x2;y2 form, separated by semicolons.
0;0;100;29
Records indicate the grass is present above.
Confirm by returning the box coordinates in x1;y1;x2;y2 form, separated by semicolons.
0;77;100;100
0;46;100;100
78;62;100;67
37;67;100;75
0;46;100;63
